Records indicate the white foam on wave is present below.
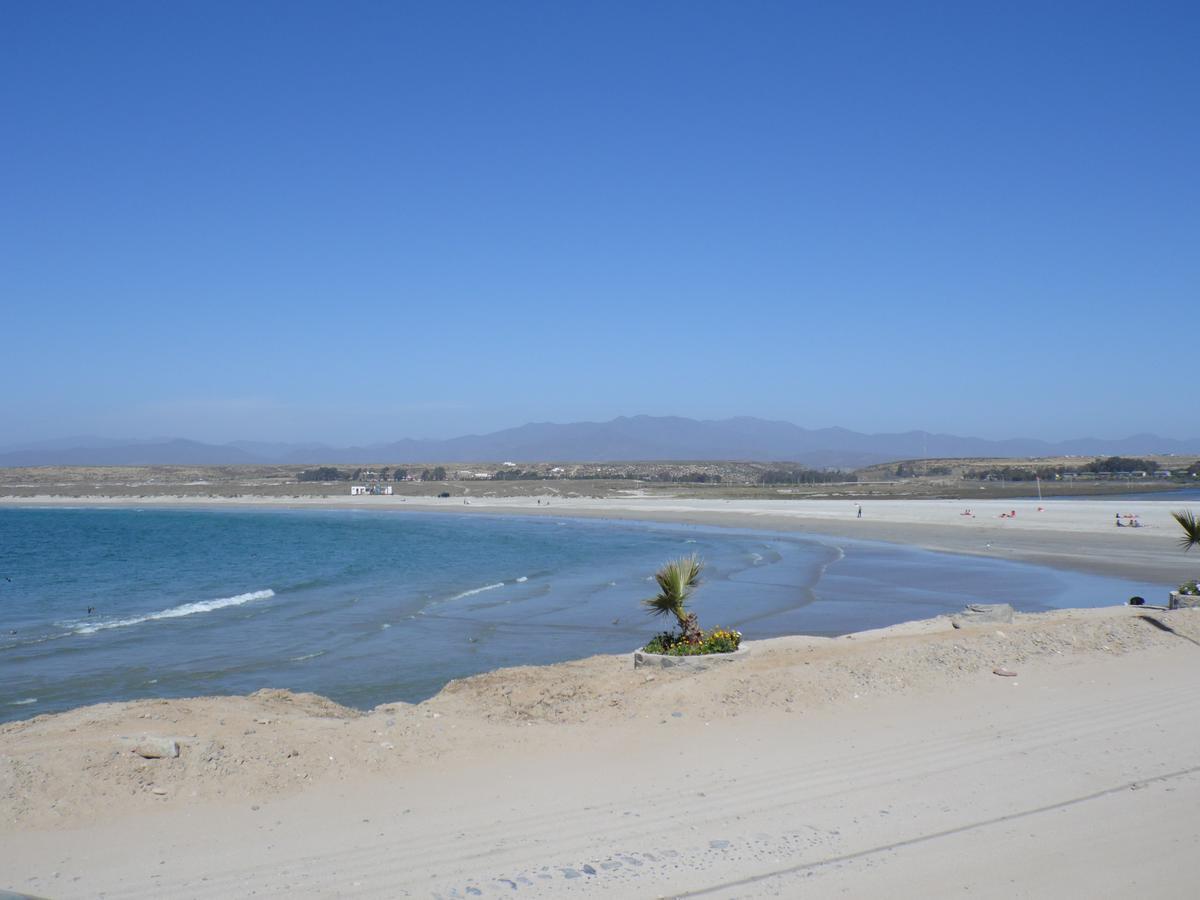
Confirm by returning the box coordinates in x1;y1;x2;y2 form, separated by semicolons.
813;544;847;585
10;698;36;706
290;650;326;662
70;589;275;635
515;576;528;583
448;582;505;602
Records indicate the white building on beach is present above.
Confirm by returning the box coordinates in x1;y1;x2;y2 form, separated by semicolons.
349;485;393;496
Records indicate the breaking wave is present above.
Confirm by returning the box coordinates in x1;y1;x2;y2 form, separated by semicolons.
447;582;505;602
289;650;326;662
69;590;276;635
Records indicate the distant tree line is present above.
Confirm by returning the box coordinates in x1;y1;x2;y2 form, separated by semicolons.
966;456;1171;482
1082;456;1157;474
491;468;543;480
965;466;1062;482
567;471;636;480
651;471;723;483
298;465;439;482
297;467;348;482
893;463;953;477
759;468;855;485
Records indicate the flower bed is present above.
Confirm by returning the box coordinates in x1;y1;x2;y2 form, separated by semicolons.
635;555;748;669
642;627;742;657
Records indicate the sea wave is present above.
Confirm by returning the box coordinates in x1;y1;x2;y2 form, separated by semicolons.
68;589;276;635
447;582;506;602
810;543;847;591
10;698;36;706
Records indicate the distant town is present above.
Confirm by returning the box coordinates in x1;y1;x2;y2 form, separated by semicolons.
303;455;1200;491
0;455;1196;502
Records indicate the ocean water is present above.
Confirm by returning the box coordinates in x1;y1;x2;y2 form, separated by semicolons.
0;507;1165;722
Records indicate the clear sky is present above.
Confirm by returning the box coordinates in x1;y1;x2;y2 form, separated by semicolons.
2;2;1197;445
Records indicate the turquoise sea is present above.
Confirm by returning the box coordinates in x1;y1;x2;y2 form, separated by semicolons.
0;507;1165;722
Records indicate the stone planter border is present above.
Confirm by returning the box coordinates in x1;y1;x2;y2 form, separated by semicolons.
1169;591;1200;610
632;645;750;670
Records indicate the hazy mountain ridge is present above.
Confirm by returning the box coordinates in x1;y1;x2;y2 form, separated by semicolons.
2;416;1198;468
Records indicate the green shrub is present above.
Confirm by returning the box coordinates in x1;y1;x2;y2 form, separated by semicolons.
642;627;742;656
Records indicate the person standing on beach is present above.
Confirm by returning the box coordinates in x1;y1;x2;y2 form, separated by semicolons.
856;504;862;519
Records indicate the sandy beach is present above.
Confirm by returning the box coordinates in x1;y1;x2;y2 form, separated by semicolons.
3;496;1199;897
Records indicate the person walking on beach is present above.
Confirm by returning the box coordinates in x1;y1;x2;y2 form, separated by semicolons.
856;504;862;519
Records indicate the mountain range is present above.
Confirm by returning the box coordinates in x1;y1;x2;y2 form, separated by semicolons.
2;417;1199;469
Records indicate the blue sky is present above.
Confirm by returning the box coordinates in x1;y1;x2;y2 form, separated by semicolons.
2;2;1197;445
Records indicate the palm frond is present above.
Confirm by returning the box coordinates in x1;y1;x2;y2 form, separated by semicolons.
642;555;704;625
1173;510;1200;552
643;593;681;617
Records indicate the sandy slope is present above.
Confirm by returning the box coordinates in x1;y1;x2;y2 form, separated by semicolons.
4;605;1200;898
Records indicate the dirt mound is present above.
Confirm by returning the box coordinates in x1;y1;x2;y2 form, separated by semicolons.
3;606;1197;831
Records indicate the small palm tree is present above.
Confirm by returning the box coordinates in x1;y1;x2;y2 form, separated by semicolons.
643;555;705;643
1173;510;1200;552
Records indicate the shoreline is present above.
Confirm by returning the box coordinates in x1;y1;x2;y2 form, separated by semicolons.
3;492;1195;583
1;499;1182;731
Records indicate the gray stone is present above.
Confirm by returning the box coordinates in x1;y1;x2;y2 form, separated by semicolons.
951;603;1014;628
133;738;180;759
633;645;751;669
1169;591;1200;609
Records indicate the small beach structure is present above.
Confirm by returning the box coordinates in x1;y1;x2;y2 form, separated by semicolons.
349;484;393;496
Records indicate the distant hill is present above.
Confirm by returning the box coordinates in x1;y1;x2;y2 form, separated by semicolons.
0;438;264;467
2;416;1199;468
